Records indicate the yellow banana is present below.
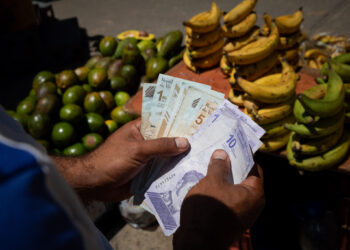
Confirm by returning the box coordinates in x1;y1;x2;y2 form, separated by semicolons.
291;125;344;156
278;32;301;50
308;59;319;69
183;2;221;33
316;54;327;66
189;37;225;59
227;14;279;65
221;12;257;38
261;114;295;139
304;48;327;59
220;55;233;75
259;131;290;152
191;48;222;69
275;8;303;35
260;24;269;36
183;49;197;72
279;46;299;63
235;51;279;81
185;27;221;48
250;96;295;125
223;26;259;53
237;59;297;103
224;0;257;26
229;67;237;85
255;73;282;85
228;88;244;107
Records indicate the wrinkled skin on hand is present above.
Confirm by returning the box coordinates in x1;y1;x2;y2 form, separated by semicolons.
173;150;265;250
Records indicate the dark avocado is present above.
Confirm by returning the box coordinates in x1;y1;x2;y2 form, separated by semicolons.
84;92;105;114
56;70;78;89
35;82;57;99
27;112;52;139
32;71;55;90
62;85;86;105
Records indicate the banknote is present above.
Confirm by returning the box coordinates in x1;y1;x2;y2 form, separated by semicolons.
140;83;156;139
144;119;253;236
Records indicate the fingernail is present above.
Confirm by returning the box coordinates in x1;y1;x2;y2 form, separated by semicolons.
175;137;189;149
213;150;228;160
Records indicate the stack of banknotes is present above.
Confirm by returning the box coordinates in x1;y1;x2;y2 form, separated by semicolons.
131;74;265;236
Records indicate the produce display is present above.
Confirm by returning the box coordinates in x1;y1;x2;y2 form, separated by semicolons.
7;29;184;156
286;67;348;170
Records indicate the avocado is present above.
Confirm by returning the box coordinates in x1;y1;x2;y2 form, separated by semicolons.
99;36;118;57
120;65;138;93
110;76;127;93
107;59;124;78
105;120;118;134
85;112;106;133
146;57;168;81
16;98;36;116
56;70;78;89
35;94;60;117
35;82;57;99
82;133;103;151
117;30;155;41
112;38;138;59
59;104;84;125
63;85;86;105
99;91;115;110
85;55;103;68
141;48;157;63
88;68;108;89
121;43;142;67
84;92;105;114
51;122;75;148
137;40;156;52
74;66;90;82
158;30;183;59
168;48;185;68
95;57;113;70
110;106;133;125
63;142;86;156
27;112;52;139
32;71;55;90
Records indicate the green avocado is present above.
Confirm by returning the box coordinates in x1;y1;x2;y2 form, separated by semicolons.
110;106;133;125
168;48;185;68
86;112;106;133
110;76;127;93
74;66;90;82
114;91;130;106
85;55;103;68
59;104;84;125
99;91;115;110
137;40;156;52
141;48;157;63
27;112;52;139
146;57;168;81
63;142;86;156
16;98;36;116
32;71;55;90
113;37;138;59
51;122;75;148
84;92;105;114
158;30;183;59
95;57;113;70
105;120;118;134
107;59;124;78
82;133;103;151
35;94;60;117
120;64;138;93
35;82;57;99
99;36;118;57
63;85;86;105
56;70;78;89
88;68;108;89
122;43;142;67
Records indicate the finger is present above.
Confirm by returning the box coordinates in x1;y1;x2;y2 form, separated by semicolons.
206;149;232;183
138;137;189;158
241;164;264;190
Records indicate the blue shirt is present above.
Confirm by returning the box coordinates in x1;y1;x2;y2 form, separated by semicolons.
0;106;112;250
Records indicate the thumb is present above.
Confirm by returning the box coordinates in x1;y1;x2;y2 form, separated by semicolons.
206;149;232;184
138;137;189;159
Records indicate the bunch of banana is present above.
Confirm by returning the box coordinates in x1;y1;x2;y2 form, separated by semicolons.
183;2;223;72
304;48;327;69
273;8;304;69
235;59;297;152
312;33;350;58
285;68;349;171
220;0;259;76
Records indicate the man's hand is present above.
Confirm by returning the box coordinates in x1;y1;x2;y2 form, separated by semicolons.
51;119;189;201
173;149;265;250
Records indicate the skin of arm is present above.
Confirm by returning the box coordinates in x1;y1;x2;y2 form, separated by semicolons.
173;149;265;250
51;119;190;201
